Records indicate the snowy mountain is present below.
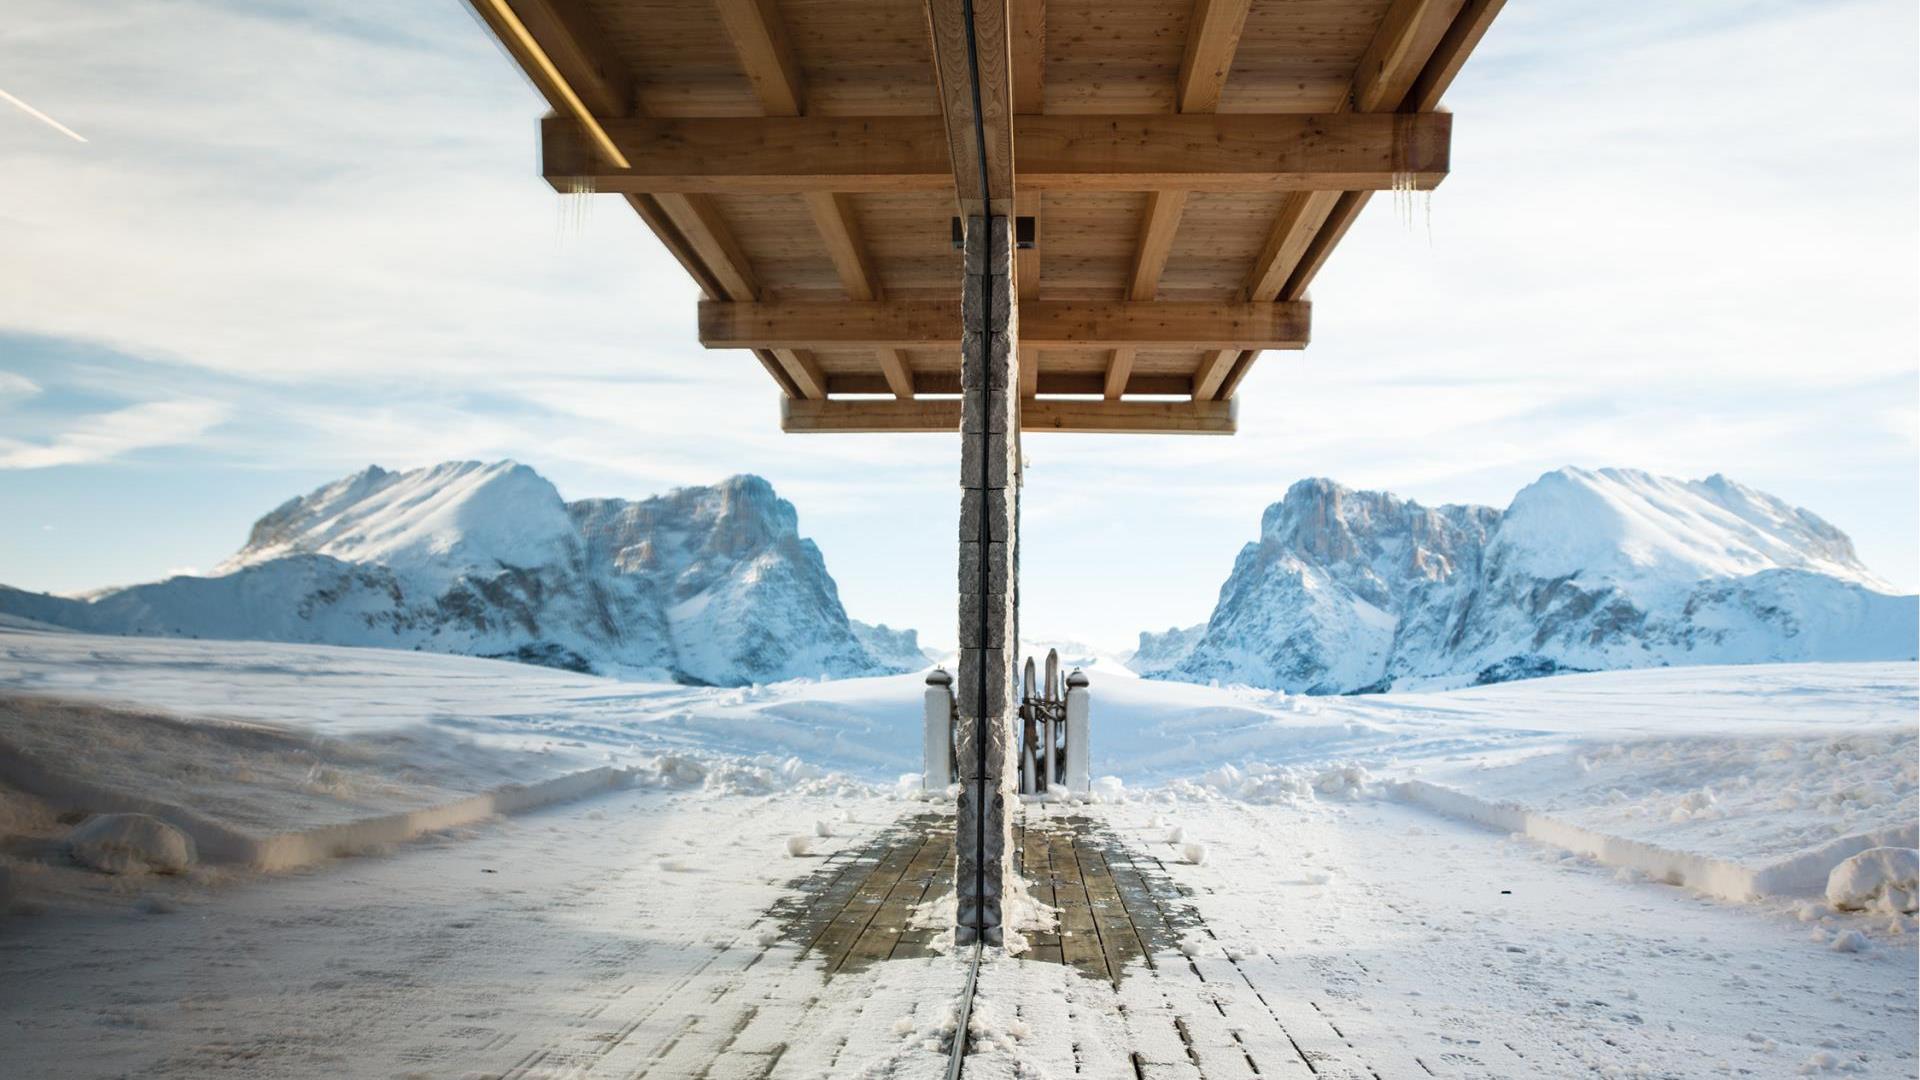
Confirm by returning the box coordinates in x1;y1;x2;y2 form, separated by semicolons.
850;620;936;671
0;461;917;686
1145;468;1918;693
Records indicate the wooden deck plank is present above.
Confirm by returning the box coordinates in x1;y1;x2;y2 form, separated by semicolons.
1048;828;1112;982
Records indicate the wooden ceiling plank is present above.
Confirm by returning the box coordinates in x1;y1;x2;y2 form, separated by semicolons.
1011;0;1045;114
699;298;1310;350
1175;0;1255;114
713;0;807;117
782;398;1235;434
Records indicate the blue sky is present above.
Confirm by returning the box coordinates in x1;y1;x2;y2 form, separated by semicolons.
1;0;1915;650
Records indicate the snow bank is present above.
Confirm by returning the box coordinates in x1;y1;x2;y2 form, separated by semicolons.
1394;778;1920;903
67;814;196;874
1826;847;1919;913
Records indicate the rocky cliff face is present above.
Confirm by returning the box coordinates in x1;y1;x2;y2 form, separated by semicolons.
1145;468;1917;693
0;462;914;686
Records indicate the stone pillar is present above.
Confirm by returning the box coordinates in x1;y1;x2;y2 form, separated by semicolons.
955;214;1019;948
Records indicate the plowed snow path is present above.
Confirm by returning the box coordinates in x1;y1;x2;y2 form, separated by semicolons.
4;791;1915;1079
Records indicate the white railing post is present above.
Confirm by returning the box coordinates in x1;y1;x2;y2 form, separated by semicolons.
1064;669;1091;797
924;667;955;793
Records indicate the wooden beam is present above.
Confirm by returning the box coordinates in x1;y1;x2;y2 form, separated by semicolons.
1126;191;1188;302
803;192;880;301
655;194;759;302
470;0;631;164
699;299;1309;350
1105;189;1187;401
1011;0;1045;114
826;371;1193;397
542;113;1451;194
1352;0;1467;113
1191;348;1237;400
1215;349;1257;399
772;348;829;400
782;398;1235;434
925;0;1015;216
1102;349;1135;400
1175;0;1254;114
802;192;915;399
1408;0;1506;112
1218;0;1490;402
751;348;805;398
713;0;807;116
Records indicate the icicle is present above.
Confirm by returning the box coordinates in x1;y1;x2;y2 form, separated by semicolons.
559;176;595;242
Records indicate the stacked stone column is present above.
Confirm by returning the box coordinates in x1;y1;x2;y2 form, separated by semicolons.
955;214;1019;948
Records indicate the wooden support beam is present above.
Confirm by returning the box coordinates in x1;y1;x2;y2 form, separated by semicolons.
541;113;1451;194
782;398;1236;434
1218;0;1489;401
655;193;759;302
802;192;915;399
713;0;807;116
803;192;879;301
1175;0;1254;114
826;371;1193;397
699;299;1309;350
469;0;631;164
1215;349;1257;400
1126;191;1188;302
772;348;829;400
925;0;1016;215
1408;0;1508;113
1191;348;1237;400
1102;349;1135;400
1352;0;1468;113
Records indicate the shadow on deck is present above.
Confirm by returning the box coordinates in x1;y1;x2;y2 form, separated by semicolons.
772;807;1205;981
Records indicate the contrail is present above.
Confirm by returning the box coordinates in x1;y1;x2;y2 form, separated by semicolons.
0;87;87;143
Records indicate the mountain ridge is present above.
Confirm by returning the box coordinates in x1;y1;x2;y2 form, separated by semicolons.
1140;467;1917;693
0;461;920;686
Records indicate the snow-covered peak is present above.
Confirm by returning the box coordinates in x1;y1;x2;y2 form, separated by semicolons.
1146;466;1913;692
1494;466;1887;593
11;463;919;686
220;460;577;579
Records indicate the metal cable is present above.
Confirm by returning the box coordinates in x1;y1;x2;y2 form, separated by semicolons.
945;940;985;1080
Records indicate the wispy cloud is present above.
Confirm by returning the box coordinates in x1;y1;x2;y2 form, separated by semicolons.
0;399;228;469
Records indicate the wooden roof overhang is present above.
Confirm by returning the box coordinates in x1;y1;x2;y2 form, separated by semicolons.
468;0;1504;435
